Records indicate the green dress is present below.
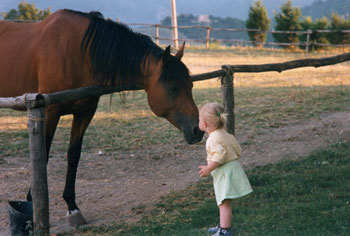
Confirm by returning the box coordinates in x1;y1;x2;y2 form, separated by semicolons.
211;160;253;206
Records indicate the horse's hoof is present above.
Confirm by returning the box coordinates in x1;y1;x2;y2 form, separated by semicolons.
66;209;87;226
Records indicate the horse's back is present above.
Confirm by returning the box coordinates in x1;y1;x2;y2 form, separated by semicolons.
0;10;91;97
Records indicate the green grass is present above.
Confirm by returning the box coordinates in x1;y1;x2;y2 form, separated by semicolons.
66;141;350;236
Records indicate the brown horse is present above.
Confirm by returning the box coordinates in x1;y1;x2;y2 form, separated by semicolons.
0;9;203;225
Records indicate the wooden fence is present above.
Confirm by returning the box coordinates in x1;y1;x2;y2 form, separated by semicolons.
129;24;350;52
1;52;350;235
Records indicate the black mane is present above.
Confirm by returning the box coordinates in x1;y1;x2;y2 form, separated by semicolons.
67;9;192;95
73;10;164;86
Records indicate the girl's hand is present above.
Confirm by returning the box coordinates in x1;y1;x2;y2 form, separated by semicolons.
198;162;220;178
198;165;211;177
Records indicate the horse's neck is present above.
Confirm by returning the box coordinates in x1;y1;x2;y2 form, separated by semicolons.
138;55;163;89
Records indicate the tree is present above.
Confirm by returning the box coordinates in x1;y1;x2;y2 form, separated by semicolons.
328;12;350;45
2;0;51;21
273;0;302;49
246;0;271;48
300;16;329;51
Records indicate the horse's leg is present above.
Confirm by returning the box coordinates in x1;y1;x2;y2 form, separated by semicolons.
27;107;60;201
63;101;98;226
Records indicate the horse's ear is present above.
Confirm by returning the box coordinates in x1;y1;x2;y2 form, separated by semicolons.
163;45;171;63
175;42;185;60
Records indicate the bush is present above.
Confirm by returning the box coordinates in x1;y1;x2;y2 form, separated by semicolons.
300;16;330;51
328;12;350;45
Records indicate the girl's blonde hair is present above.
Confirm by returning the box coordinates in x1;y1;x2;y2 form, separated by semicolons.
200;102;228;129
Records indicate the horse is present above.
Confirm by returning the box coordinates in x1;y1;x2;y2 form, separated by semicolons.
0;9;204;225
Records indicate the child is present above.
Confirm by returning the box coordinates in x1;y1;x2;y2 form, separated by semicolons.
198;102;252;236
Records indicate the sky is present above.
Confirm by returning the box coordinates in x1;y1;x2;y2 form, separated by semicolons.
0;0;315;23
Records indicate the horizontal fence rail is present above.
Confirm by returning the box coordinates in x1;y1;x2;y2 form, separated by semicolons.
192;52;350;81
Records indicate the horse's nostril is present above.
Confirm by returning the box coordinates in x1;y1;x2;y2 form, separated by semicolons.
193;126;200;135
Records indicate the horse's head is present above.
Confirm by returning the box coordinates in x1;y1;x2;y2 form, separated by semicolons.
143;43;204;144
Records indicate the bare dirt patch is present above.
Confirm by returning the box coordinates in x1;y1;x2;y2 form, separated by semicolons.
0;111;349;235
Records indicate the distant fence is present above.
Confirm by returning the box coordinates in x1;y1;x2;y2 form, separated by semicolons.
6;19;350;51
129;23;350;52
1;52;350;235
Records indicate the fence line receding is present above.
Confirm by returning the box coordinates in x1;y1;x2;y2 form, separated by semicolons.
129;23;350;51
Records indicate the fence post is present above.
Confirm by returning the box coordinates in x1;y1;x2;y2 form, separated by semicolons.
27;105;50;236
156;24;160;45
206;27;211;49
171;0;179;49
221;65;235;135
306;29;312;53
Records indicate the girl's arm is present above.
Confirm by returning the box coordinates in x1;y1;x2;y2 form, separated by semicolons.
198;162;220;177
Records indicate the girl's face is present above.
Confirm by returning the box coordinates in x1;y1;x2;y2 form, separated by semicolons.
198;111;207;132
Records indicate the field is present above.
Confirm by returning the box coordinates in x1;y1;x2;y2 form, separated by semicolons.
0;48;350;235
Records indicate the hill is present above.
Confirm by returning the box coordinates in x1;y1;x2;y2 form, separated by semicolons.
301;0;350;19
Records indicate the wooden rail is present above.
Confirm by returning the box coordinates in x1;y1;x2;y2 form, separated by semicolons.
1;52;350;235
192;52;350;81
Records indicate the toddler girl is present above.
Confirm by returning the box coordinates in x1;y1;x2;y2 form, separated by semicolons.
198;102;252;236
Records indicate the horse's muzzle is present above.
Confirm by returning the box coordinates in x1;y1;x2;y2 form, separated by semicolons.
183;125;204;144
168;112;204;144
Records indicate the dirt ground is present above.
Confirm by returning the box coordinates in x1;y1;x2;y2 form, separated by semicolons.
0;111;349;235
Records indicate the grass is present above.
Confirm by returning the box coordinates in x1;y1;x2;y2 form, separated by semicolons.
64;141;350;236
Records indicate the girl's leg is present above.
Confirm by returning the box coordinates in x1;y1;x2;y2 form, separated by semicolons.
219;199;232;228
